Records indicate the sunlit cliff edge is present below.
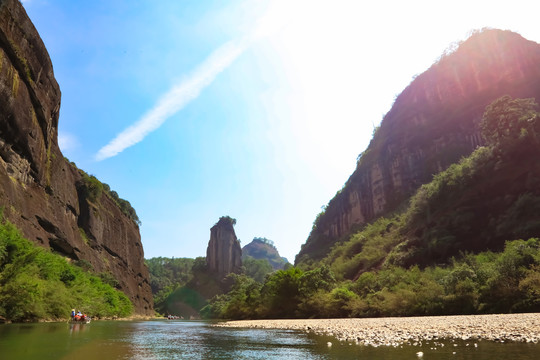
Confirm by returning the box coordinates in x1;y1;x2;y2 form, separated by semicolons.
297;29;540;266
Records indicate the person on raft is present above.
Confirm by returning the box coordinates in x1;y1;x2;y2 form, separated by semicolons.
73;310;87;322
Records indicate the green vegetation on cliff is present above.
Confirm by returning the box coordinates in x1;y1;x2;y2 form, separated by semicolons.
76;165;141;225
205;97;540;319
297;30;540;265
301;96;540;274
0;215;133;322
216;216;236;227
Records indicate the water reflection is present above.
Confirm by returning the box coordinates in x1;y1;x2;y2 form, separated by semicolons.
68;322;90;335
0;320;539;360
125;320;324;359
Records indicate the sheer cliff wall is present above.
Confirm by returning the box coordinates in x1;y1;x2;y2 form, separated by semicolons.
297;29;540;264
0;0;153;314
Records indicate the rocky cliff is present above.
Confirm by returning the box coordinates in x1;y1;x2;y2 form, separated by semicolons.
296;29;540;265
206;217;242;277
0;0;153;315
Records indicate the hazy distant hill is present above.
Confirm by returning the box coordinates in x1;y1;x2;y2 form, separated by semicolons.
242;237;289;270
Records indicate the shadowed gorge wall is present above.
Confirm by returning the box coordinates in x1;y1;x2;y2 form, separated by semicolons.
297;29;540;265
0;0;152;315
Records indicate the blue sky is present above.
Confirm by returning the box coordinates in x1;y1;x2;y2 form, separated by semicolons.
22;0;540;262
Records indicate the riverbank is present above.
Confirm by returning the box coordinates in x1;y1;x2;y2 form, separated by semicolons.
216;313;540;347
0;314;161;324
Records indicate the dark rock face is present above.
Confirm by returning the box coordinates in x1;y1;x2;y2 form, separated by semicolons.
206;218;242;277
0;0;153;315
297;29;540;265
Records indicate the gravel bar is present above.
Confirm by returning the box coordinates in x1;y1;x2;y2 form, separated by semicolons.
216;313;540;347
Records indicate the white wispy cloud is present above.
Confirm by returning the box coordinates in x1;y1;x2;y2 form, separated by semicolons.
95;38;249;161
58;131;79;152
94;1;292;161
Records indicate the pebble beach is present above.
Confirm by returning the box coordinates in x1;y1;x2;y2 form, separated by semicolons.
216;313;540;347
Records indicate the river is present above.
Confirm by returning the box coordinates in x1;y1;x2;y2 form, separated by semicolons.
0;320;539;359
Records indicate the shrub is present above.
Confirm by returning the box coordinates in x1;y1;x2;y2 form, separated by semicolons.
0;218;133;321
76;168;141;225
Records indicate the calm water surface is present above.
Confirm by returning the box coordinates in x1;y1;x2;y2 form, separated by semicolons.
0;320;539;359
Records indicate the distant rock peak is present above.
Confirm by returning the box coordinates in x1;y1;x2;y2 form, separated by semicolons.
206;217;242;276
242;237;289;270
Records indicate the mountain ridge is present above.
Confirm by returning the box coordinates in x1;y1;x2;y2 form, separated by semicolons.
296;28;540;266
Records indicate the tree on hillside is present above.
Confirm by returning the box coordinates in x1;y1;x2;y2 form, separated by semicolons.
253;237;275;247
216;216;236;227
259;267;303;318
145;257;195;294
243;256;273;283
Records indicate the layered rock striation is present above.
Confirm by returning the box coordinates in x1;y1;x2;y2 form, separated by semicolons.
0;0;152;314
206;217;242;277
297;29;540;264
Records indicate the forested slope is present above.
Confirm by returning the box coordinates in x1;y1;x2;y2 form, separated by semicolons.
204;96;540;319
297;29;540;266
